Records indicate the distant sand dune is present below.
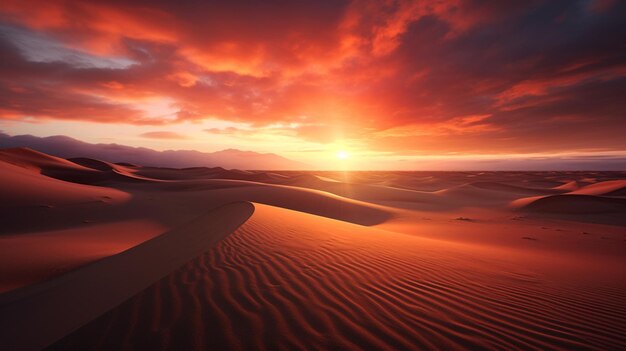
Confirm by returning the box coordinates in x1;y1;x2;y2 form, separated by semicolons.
0;148;93;173
553;180;587;191
0;153;129;207
467;181;563;195
520;194;626;214
68;157;121;171
570;179;626;196
144;178;395;226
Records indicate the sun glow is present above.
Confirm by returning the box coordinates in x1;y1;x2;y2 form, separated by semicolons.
336;150;349;160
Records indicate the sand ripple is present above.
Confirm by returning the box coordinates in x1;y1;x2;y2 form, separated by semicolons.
50;204;626;351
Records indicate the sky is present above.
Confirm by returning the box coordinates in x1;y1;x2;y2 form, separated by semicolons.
0;0;625;170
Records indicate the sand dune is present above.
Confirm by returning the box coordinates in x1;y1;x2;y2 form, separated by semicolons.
130;165;292;184
139;178;395;225
68;157;123;171
0;202;253;351
520;194;626;214
434;183;530;206
468;181;562;195
553;180;588;191
570;179;626;196
0;153;129;207
1;149;624;350
0;148;111;184
0;148;93;173
510;178;626;225
50;204;626;351
0;220;167;293
66;157;160;183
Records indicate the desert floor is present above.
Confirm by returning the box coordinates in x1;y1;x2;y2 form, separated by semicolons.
1;148;625;350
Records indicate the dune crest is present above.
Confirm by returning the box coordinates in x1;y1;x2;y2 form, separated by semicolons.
570;179;626;196
0;154;130;207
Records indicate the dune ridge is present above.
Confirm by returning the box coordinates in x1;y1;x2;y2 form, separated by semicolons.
570;179;626;196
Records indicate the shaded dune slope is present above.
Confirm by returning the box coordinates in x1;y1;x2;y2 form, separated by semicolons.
1;202;254;351
51;204;626;351
512;180;626;214
133;166;286;183
65;157;155;183
468;181;563;195
521;194;626;214
0;220;168;293
68;157;121;171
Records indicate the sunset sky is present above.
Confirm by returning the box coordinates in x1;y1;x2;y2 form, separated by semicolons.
0;0;625;169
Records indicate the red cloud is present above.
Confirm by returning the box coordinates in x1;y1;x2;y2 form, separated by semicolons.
0;0;625;155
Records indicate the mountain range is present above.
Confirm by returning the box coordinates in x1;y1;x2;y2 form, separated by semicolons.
0;132;309;170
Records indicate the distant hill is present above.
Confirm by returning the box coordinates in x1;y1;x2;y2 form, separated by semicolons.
0;132;309;170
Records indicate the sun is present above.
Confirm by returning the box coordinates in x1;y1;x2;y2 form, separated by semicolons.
336;150;349;160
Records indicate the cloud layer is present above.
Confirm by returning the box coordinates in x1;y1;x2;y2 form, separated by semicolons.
1;0;625;161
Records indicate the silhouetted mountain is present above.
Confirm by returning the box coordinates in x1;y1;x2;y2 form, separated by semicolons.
0;133;309;170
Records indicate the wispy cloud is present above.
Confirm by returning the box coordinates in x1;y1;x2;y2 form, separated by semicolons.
139;131;188;139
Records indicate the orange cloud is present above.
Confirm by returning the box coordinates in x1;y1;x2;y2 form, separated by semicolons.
0;0;625;160
140;131;188;139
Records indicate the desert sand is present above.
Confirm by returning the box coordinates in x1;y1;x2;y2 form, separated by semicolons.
0;148;624;350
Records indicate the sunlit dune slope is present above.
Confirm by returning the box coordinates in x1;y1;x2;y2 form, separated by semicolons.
0;150;130;207
0;148;92;173
570;179;626;196
51;203;626;351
